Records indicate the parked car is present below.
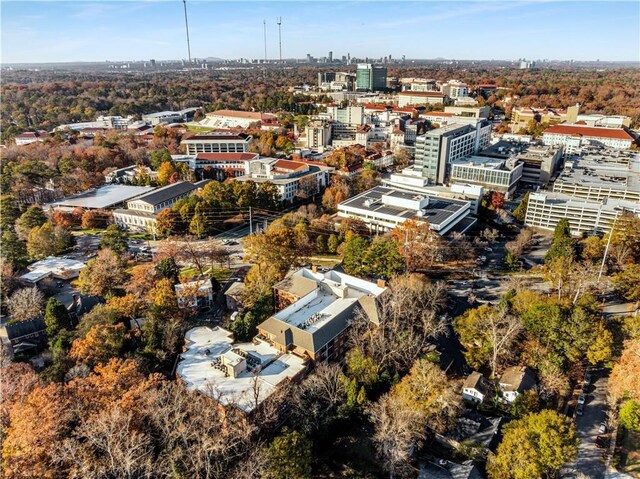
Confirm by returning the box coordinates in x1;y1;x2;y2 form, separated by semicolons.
577;394;586;405
584;372;593;384
599;422;607;434
576;404;584;416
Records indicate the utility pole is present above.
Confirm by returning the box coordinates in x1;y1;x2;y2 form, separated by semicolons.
249;207;253;235
277;17;282;62
182;0;192;63
263;20;267;63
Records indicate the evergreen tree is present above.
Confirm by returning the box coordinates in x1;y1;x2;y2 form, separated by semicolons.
545;218;576;263
1;230;28;268
99;224;128;254
266;428;312;479
513;192;530;222
44;298;72;338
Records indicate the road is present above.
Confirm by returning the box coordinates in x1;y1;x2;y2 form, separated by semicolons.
565;368;610;479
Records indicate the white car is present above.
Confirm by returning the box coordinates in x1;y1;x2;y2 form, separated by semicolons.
599;422;607;434
577;394;586;405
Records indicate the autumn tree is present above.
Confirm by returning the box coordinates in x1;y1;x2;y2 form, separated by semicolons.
7;287;45;323
70;323;126;366
487;410;578;479
619;400;640;432
610;339;640;402
81;209;110;229
266;428;312;479
613;263;640;304
77;249;129;297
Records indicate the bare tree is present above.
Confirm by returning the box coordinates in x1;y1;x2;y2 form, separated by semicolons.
349;274;447;376
369;392;424;479
487;305;522;378
6;287;45;322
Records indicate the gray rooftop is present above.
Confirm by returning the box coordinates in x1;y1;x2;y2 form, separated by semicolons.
50;184;154;210
130;181;197;206
554;151;640;193
339;186;469;228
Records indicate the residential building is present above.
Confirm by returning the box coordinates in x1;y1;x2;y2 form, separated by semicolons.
398;91;445;107
444;105;491;119
181;131;252;155
113;181;199;232
15;131;46;146
499;366;536;403
305;120;332;152
48;184;154;212
224;281;245;311
449;410;505;454
524;192;640;236
542;124;634;151
413;121;491;184
510;105;580;132
175;279;214;311
199;110;277;129
552;150;640;202
236;158;329;202
5;318;47;356
356;64;387;91
338;186;473;234
257;267;387;363
450;156;523;195
462;372;493;404
176;326;308;413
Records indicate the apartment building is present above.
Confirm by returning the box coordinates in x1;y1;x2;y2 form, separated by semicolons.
305;120;332;152
542;124;634;151
181;131;252;155
524;192;640;236
258;267;387;363
440;80;469;98
413;120;492;184
450;156;523;195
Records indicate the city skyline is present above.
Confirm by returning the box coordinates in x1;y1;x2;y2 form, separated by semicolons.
1;0;639;64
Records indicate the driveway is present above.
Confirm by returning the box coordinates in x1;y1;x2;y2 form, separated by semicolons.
565;368;610;478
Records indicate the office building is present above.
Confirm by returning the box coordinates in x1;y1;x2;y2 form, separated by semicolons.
542;124;634;151
337;186;473;235
181;131;252;155
172;152;260;179
440;80;469;98
318;71;336;86
449;156;524;195
258;267;386;363
413;121;491;184
444;105;491;119
199;109;278;129
305;120;332;152
356;64;387;91
575;114;631;128
510;105;580;132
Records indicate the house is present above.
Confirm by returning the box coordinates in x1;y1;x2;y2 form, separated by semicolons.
418;460;485;479
499;366;536;403
450;410;506;454
175;279;214;311
462;371;493;404
66;294;105;324
224;281;245;311
176;326;308;413
257;267;386;363
5;318;47;355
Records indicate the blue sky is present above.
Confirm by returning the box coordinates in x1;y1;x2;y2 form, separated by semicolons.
1;1;639;63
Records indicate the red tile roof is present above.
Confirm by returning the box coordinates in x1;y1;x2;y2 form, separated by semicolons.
206;110;277;121
423;111;456;117
399;91;445;97
544;125;633;140
273;159;308;172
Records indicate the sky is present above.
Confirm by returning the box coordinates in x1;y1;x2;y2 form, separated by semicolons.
1;0;639;64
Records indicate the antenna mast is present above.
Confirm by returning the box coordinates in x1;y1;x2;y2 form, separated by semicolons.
263;20;267;63
277;17;282;62
182;0;192;63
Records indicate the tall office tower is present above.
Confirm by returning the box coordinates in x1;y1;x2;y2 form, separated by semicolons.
328;51;333;62
355;63;387;91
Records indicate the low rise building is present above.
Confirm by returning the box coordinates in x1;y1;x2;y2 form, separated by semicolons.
444;105;491;119
449;156;523;195
172;152;259;179
510;104;580;132
338;186;473;234
113;181;199;232
181;131;252;155
499;366;536;403
524;192;640;236
398;91;445;107
142;108;200;126
236;158;329;202
199;110;277;129
48;184;154;212
462;372;493;404
258;268;386;363
575;114;631;128
20;257;86;285
176;326;308;413
15;131;47;146
175;279;214;311
542;124;635;151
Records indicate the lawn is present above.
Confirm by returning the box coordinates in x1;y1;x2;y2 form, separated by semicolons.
615;428;640;478
185;124;215;133
71;228;106;236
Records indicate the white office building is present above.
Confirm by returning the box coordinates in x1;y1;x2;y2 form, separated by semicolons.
181;131;252;155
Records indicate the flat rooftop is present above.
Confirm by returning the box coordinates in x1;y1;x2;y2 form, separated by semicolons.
554;151;640;193
530;192;640;212
339;186;470;227
49;184;154;210
176;326;306;413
